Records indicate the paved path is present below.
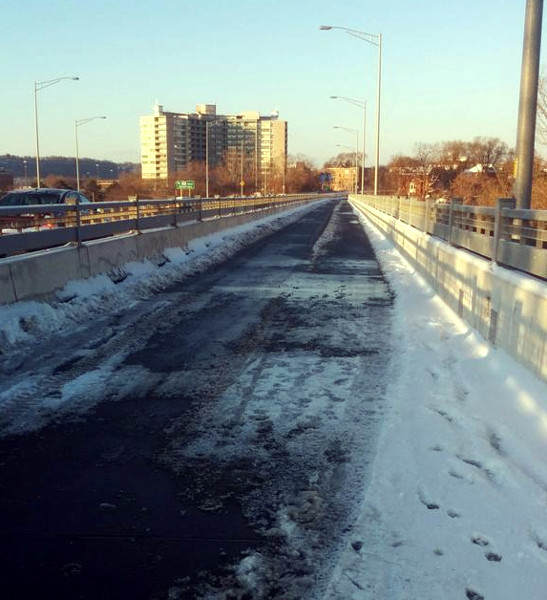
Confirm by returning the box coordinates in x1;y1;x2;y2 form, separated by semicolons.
0;199;394;599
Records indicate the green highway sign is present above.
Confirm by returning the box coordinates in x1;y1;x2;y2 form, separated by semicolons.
175;180;195;190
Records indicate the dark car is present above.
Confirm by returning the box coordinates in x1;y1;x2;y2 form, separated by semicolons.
0;188;92;207
0;188;93;231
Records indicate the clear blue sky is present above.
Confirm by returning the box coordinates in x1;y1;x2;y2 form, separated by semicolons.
1;0;541;167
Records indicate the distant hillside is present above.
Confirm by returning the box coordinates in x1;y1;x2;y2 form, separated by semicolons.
0;154;138;180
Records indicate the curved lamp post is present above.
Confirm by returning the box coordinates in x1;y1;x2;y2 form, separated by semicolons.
320;25;382;195
331;96;367;193
334;126;359;193
34;76;79;186
75;116;107;191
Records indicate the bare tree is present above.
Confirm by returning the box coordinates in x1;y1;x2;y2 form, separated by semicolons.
537;73;547;145
323;152;362;168
467;137;509;171
438;140;470;170
414;143;440;199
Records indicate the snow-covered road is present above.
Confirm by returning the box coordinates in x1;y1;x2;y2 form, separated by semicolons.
0;199;395;599
0;198;546;600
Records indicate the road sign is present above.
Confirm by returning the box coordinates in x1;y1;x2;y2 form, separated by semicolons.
175;180;195;190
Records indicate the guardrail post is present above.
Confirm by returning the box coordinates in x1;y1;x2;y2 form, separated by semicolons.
494;197;516;264
447;197;461;245
75;198;82;247
136;196;141;233
424;198;431;234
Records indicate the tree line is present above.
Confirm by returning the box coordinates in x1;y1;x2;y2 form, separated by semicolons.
386;72;547;209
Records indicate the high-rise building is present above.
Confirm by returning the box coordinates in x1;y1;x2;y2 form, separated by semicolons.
139;103;288;193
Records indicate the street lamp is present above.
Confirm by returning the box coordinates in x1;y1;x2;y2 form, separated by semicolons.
206;121;211;198
34;76;79;187
331;96;366;194
75;116;106;191
320;25;382;195
334;125;359;193
240;137;245;197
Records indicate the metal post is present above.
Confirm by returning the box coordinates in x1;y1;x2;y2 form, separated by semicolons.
447;197;460;245
424;198;431;234
361;101;366;194
494;198;516;264
33;83;40;187
374;34;382;196
205;121;209;199
75;116;106;193
75;121;81;192
355;129;359;194
321;28;382;196
513;0;543;209
240;138;244;197
75;195;82;247
136;196;141;233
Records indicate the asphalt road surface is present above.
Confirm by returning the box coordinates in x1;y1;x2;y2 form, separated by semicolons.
0;199;395;599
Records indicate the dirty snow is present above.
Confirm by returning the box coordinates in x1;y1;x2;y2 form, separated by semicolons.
0;199;546;599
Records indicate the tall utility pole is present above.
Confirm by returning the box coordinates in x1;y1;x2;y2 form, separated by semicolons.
513;0;544;209
320;26;382;195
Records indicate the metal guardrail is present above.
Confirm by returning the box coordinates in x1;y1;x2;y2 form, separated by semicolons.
0;193;338;258
352;195;547;280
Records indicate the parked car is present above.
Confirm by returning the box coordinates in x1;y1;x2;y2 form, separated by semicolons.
0;188;93;231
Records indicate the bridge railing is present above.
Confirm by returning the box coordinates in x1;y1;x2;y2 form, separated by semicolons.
352;195;547;280
0;193;336;258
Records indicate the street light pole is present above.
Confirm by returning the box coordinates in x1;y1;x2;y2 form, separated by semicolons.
34;76;79;187
206;121;210;199
513;0;544;209
331;96;367;193
334;126;359;193
321;26;382;195
240;138;244;197
75;116;107;192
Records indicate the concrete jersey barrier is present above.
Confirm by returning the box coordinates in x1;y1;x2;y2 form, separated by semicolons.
0;199;323;306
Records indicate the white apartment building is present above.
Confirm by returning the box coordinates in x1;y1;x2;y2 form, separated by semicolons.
139;103;288;192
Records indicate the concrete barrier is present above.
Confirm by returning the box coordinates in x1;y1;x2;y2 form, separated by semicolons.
0;202;316;307
5;246;83;303
0;263;16;305
350;196;547;383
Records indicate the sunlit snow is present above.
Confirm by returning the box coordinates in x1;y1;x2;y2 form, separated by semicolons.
0;200;546;599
